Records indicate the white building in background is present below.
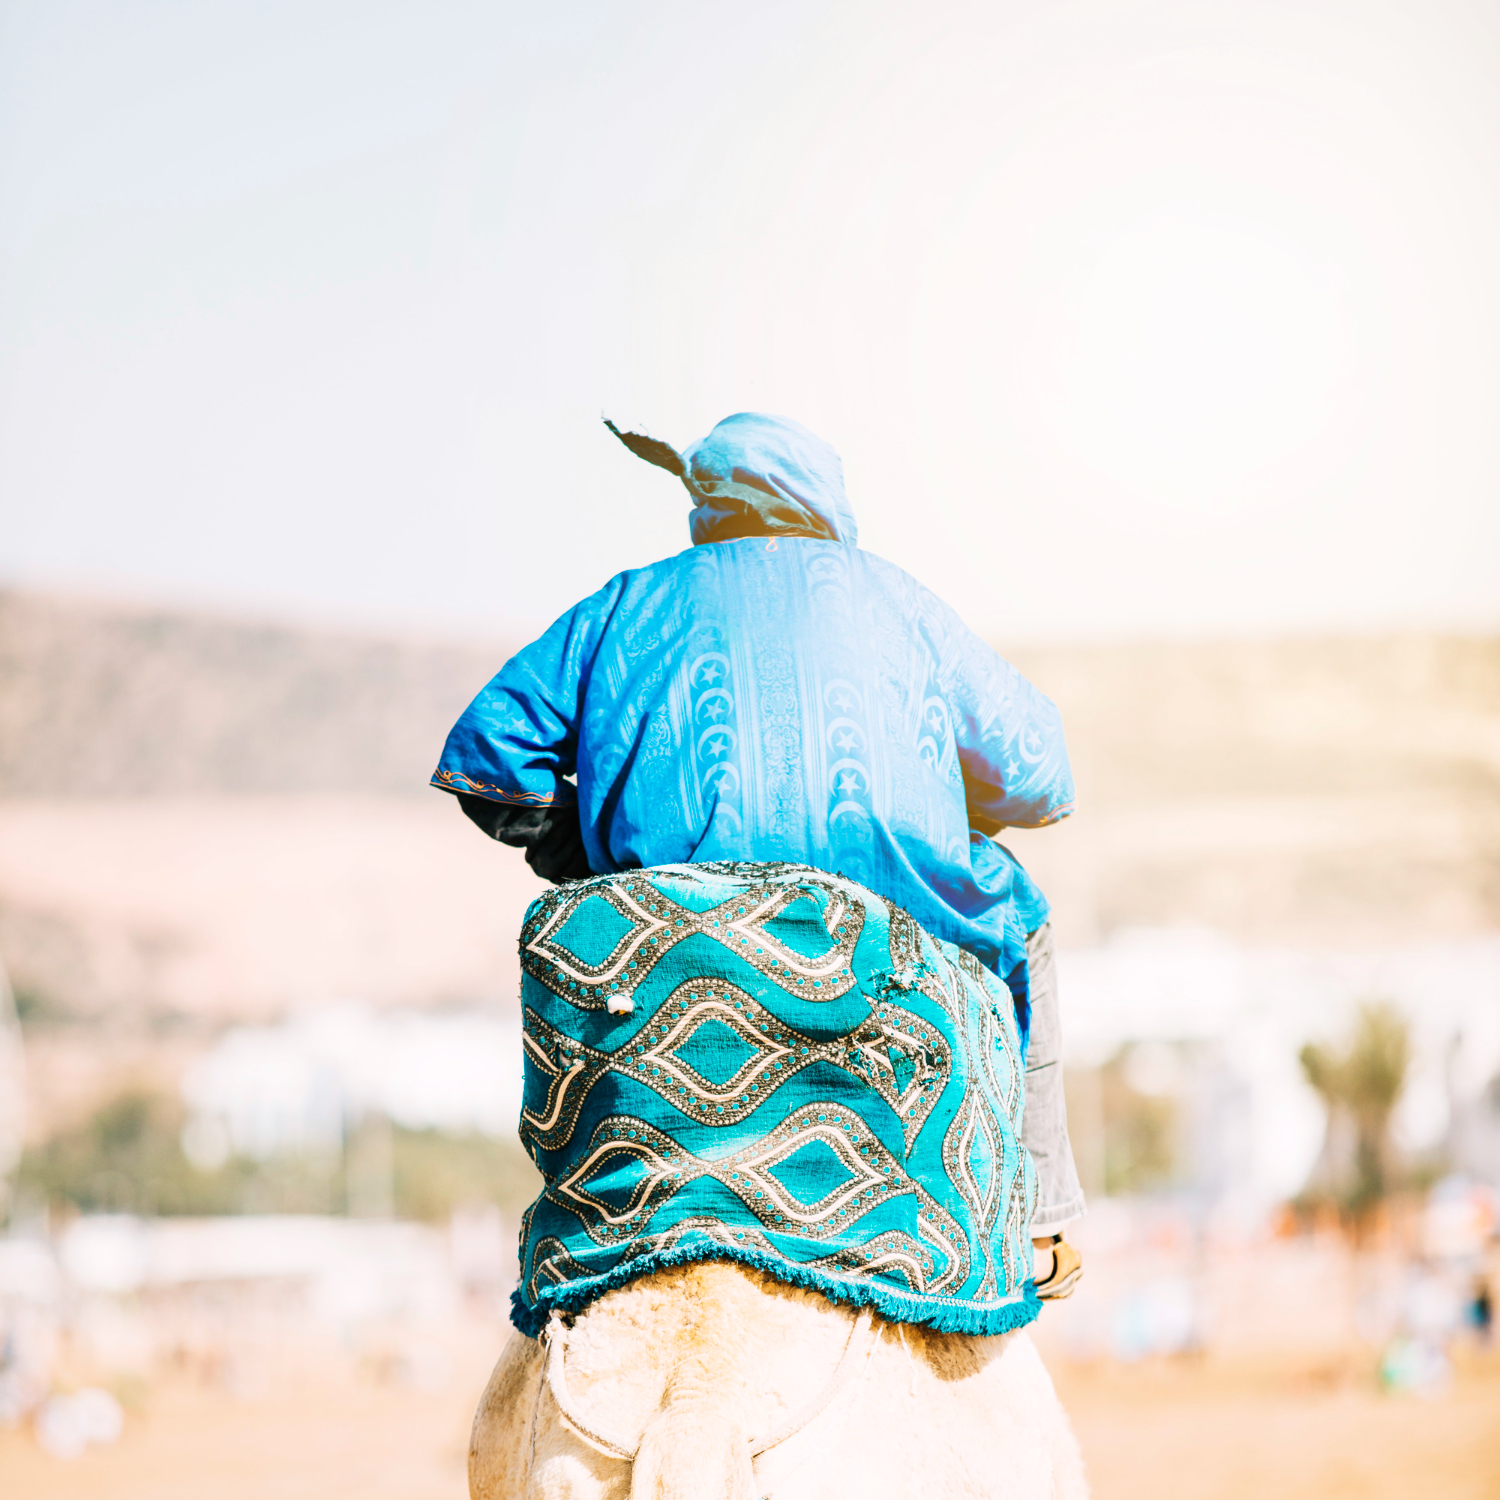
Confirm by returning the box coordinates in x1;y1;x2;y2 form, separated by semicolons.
3;1003;527;1432
1058;928;1500;1212
179;1004;524;1164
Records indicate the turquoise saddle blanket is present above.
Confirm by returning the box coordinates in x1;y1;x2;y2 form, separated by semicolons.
513;862;1040;1337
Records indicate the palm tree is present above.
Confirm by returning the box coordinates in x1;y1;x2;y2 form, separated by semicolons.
1300;1002;1410;1228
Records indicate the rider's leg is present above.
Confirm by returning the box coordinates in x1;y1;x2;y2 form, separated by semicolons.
1021;923;1086;1293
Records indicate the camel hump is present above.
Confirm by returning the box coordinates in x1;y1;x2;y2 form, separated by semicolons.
469;1260;1090;1498
630;1399;755;1500
627;1262;784;1500
625;1261;871;1498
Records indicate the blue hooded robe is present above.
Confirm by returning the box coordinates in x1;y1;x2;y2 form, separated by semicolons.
433;413;1074;1004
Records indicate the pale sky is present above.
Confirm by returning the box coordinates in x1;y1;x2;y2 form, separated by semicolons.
2;0;1497;643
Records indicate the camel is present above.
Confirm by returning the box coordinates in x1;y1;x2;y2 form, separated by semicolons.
469;1259;1088;1500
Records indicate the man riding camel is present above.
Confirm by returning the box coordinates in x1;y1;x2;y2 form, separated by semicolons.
433;411;1084;1313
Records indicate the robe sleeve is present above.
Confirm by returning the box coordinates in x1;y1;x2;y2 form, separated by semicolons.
430;577;623;810
947;627;1075;834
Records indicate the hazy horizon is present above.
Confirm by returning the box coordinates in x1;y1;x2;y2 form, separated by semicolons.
7;576;1500;654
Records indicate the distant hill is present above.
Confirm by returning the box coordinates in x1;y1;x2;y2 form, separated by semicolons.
1014;634;1500;806
1007;633;1500;943
6;587;1495;814
0;590;508;797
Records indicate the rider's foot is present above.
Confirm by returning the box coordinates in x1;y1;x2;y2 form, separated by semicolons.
1032;1235;1083;1300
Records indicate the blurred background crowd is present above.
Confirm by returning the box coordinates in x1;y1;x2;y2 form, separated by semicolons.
3;2;1499;1497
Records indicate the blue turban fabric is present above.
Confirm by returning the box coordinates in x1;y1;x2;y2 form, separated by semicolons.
603;411;858;545
433;413;1073;1014
683;412;858;545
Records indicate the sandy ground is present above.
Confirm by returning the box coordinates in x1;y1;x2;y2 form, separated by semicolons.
1055;1350;1500;1500
0;1334;494;1500
2;1340;1498;1500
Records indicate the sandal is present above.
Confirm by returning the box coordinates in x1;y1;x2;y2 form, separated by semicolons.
1033;1234;1083;1300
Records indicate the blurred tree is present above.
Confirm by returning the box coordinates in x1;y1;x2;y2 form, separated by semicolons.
1299;1002;1411;1225
392;1127;541;1223
16;1087;248;1216
1094;1044;1182;1195
0;956;22;1219
13;1084;540;1223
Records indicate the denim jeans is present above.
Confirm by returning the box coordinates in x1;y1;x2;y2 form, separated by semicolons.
1022;923;1087;1234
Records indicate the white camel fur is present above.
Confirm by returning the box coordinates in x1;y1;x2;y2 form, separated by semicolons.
469;1259;1088;1500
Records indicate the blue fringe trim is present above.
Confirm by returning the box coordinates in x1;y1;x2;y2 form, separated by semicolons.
510;1242;1043;1340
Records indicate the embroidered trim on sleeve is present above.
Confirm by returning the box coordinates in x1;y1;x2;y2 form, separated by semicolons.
431;770;560;804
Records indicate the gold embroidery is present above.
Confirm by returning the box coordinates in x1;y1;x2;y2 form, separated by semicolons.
430;769;558;804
